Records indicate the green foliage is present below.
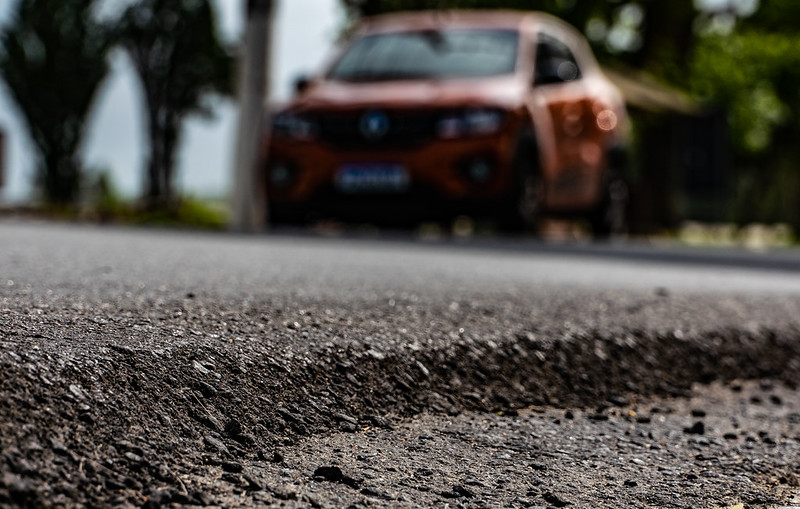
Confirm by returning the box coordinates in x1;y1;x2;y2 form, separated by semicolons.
0;0;113;205
691;32;800;154
117;0;234;207
689;9;800;226
124;197;228;229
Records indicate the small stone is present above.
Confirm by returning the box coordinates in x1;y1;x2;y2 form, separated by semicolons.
243;474;263;491
442;485;475;498
68;384;85;400
203;436;229;456
224;419;243;437
624;480;638;487
124;452;143;464
691;409;706;417
770;395;783;405
221;473;244;485
340;422;358;433
313;466;361;488
192;490;213;506
124;476;143;490
453;485;474;498
333;413;358;425
197;382;217;398
314;466;344;483
221;461;242;473
192;360;210;375
543;491;571;507
368;415;393;429
683;422;705;435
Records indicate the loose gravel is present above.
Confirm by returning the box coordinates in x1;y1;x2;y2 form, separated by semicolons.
2;222;800;507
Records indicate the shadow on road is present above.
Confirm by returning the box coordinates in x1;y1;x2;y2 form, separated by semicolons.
267;222;800;275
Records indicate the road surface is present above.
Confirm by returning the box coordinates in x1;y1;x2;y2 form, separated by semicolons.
2;220;800;508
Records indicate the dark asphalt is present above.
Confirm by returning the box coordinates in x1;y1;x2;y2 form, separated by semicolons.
3;219;800;507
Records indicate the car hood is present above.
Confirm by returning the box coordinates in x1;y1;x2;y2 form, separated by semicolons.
289;76;526;112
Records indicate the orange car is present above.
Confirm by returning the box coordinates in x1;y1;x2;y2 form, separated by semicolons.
263;10;629;234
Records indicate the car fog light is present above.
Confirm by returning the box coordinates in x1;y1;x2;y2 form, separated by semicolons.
270;164;292;186
466;160;492;183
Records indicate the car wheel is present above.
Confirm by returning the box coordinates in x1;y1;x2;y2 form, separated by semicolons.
267;202;308;228
589;179;628;239
498;138;542;234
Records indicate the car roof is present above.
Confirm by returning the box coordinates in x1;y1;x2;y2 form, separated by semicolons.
353;10;573;36
337;10;601;77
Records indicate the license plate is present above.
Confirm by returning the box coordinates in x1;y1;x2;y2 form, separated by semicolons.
335;164;410;194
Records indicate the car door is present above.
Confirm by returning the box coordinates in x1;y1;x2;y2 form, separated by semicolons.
530;30;598;210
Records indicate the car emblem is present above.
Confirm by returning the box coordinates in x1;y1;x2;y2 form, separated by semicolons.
359;110;389;141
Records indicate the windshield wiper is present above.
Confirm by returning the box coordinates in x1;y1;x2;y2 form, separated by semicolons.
335;71;438;82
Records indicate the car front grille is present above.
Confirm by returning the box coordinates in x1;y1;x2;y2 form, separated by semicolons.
315;110;438;151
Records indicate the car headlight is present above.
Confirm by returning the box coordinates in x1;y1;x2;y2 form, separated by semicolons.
437;108;505;139
272;112;317;140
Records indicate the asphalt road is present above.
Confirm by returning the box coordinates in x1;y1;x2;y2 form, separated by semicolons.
3;219;800;508
5;220;800;300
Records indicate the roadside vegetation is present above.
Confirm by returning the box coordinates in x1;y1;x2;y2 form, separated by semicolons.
0;0;232;218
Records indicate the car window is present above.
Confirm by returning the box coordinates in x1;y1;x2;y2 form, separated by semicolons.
328;29;519;82
535;32;582;85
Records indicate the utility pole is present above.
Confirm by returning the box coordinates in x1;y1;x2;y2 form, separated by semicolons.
231;0;275;232
0;128;5;189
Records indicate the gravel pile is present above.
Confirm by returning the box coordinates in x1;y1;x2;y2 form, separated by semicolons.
2;289;800;507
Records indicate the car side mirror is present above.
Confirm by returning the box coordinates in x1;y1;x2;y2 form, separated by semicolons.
534;59;579;86
534;65;561;86
294;74;312;95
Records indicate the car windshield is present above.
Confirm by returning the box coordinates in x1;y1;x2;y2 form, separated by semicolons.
328;29;519;82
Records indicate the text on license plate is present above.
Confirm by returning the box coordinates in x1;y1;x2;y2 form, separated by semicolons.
335;165;410;194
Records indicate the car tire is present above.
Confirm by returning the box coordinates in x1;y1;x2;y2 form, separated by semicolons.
267;203;308;227
588;178;628;239
497;135;542;234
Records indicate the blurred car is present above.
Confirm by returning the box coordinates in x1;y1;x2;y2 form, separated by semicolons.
262;10;629;234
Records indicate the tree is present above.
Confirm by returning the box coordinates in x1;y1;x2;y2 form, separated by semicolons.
0;0;113;205
118;0;233;207
689;1;800;228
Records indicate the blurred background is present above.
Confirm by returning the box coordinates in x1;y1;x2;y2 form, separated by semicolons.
0;0;343;210
0;0;798;241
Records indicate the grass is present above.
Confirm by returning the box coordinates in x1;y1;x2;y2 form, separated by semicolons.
677;221;795;250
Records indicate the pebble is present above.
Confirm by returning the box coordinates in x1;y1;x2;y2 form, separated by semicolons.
683;421;705;435
334;412;358;425
203;436;229;456
224;419;243;437
221;461;243;473
368;415;393;429
314;466;344;483
543;491;571;507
